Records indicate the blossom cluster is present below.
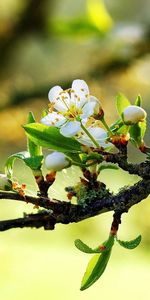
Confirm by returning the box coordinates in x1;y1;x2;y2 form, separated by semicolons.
41;79;147;171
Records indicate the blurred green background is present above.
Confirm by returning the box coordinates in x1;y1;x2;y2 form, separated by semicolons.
0;0;150;299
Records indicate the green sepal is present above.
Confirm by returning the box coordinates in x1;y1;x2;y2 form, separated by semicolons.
79;235;115;290
27;112;42;157
116;93;131;118
98;163;119;173
110;118;129;135
116;234;142;249
134;95;142;107
66;153;82;166
129;121;146;147
23;123;82;153
110;118;124;132
5;151;30;178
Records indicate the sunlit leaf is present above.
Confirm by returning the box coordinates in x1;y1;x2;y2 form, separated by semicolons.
87;0;113;32
5;151;30;178
27;112;42;157
129;121;146;147
79;235;115;290
116;93;131;118
116;235;142;249
23;123;82;153
80;250;112;290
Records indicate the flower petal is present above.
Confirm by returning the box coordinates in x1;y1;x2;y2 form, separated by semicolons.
77;126;112;148
71;79;89;108
41;112;66;127
60;121;81;137
89;96;101;114
81;100;99;118
48;86;69;112
48;86;63;102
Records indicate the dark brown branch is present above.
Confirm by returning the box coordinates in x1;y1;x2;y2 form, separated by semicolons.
0;178;150;231
94;149;150;178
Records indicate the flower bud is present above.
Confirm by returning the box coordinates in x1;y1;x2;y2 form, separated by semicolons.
122;105;147;125
0;174;12;191
45;152;70;171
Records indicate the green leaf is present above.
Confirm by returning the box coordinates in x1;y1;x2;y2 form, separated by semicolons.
129;121;146;147
27;112;42;157
134;95;142;107
116;93;131;118
78;235;115;290
80;250;112;291
24;155;44;170
5;151;30;178
23;123;81;153
116;235;142;249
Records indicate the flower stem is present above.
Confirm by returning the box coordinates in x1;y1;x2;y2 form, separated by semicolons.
101;117;113;137
81;123;100;148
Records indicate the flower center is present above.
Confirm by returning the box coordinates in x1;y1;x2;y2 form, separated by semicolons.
62;104;82;120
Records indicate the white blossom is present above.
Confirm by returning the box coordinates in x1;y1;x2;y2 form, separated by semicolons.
123;105;147;125
41;80;101;137
76;120;112;148
45;152;70;171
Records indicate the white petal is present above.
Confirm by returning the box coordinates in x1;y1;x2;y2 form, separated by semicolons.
48;86;69;112
48;86;63;102
81;101;98;118
77;126;112;148
70;92;87;109
60;121;81;137
89;96;101;114
41;112;66;127
71;79;89;108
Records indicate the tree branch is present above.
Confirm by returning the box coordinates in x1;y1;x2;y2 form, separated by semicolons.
0;178;150;231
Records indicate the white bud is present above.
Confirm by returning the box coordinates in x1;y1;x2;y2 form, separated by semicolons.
123;105;147;125
45;152;70;171
0;174;12;191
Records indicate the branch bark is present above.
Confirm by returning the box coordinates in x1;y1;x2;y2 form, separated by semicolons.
0;178;150;231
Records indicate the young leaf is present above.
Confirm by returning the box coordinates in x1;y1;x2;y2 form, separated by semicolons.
27;112;42;157
116;93;131;118
5;151;30;178
79;235;115;290
129;121;146;147
80;250;112;291
23;123;81;153
134;95;142;107
116;235;142;249
75;239;103;254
